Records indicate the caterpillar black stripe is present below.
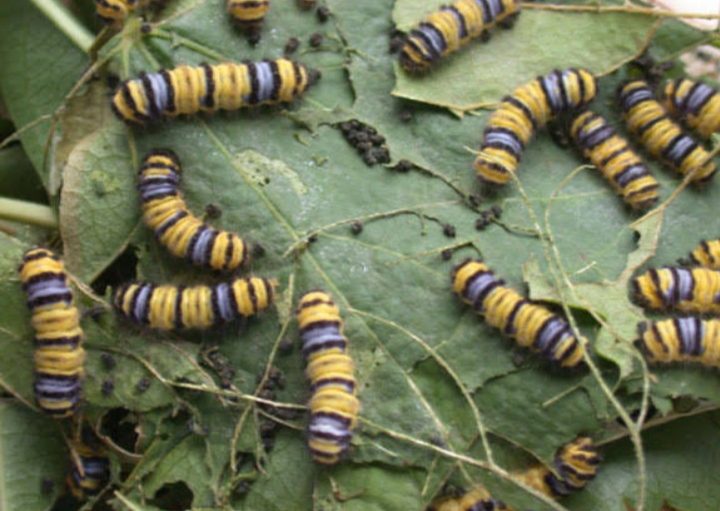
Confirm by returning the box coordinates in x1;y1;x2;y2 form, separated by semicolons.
18;248;85;418
296;291;359;465
399;0;521;73
452;259;584;367
618;80;716;182
662;78;720;139
475;68;598;185
138;149;249;272
570;110;659;209
632;266;720;315
112;59;314;123
114;277;276;330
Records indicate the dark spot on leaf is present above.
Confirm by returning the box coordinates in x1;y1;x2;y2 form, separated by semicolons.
204;203;222;219
309;32;324;47
135;377;151;393
141;22;152;34
278;337;294;355
41;478;54;495
284;37;300;55
443;224;456;238
350;221;363;235
308;233;318;243
316;6;330;22
100;352;116;371
101;379;114;396
398;110;413;123
252;242;266;258
441;249;452;261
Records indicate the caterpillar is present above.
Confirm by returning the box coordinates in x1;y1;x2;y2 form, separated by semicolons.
67;435;110;499
638;316;720;367
617;80;716;183
18;248;85;418
451;259;584;367
111;59;313;124
114;277;276;330
399;0;521;74
516;436;600;498
662;78;720;139
632;267;720;315
688;239;720;270
227;1;270;34
429;485;513;511
570;110;660;210
474;68;598;185
95;0;151;26
296;291;359;465
138;149;249;272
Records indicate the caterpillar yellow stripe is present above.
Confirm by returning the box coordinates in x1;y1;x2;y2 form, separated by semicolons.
689;239;720;270
638;317;720;367
632;266;720;315
617;80;716;183
452;259;584;367
570;110;659;210
67;435;110;499
114;277;276;330
296;291;359;465
474;68;597;185
111;59;313;124
138;149;249;272
662;78;720;139
429;485;515;510
95;0;151;27
399;0;521;73
516;436;600;499
18;248;85;419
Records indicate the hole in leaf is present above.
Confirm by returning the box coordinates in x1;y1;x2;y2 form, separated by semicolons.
149;481;194;510
100;407;139;454
91;244;139;296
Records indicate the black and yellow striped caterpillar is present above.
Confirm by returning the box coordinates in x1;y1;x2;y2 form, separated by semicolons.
296;291;359;465
18;248;85;418
114;277;276;330
617;80;716;183
632;266;720;315
94;0;151;26
399;0;521;73
662;78;720;139
227;0;270;33
570;110;659;210
111;59;313;124
452;259;585;367
138;149;249;272
475;68;598;185
429;485;514;511
638;316;720;367
67;435;110;499
516;436;600;498
688;239;720;270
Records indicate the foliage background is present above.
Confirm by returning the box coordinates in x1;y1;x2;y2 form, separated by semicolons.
0;1;719;510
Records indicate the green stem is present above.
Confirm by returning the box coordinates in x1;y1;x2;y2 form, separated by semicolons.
29;0;94;54
0;198;57;229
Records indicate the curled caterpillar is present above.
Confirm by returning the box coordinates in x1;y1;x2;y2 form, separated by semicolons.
662;78;720;139
227;0;270;41
429;485;514;511
18;248;85;418
95;0;151;26
138;149;249;272
114;277;276;330
475;68;598;185
399;0;521;74
688;239;720;269
67;435;110;499
617;80;716;183
570;110;659;210
516;436;600;498
296;291;359;465
632;266;720;315
451;259;584;367
638;316;720;367
111;59;313;124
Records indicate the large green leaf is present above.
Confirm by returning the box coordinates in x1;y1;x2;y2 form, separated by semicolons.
1;1;720;510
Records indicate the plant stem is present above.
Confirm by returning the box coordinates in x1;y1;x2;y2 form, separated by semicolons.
29;0;94;54
0;198;57;229
522;2;720;20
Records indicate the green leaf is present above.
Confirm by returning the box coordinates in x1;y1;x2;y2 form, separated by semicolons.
0;0;88;187
391;4;656;112
0;400;67;511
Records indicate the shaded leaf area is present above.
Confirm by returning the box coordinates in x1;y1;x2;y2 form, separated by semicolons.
1;1;720;511
0;0;89;190
0;401;67;511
